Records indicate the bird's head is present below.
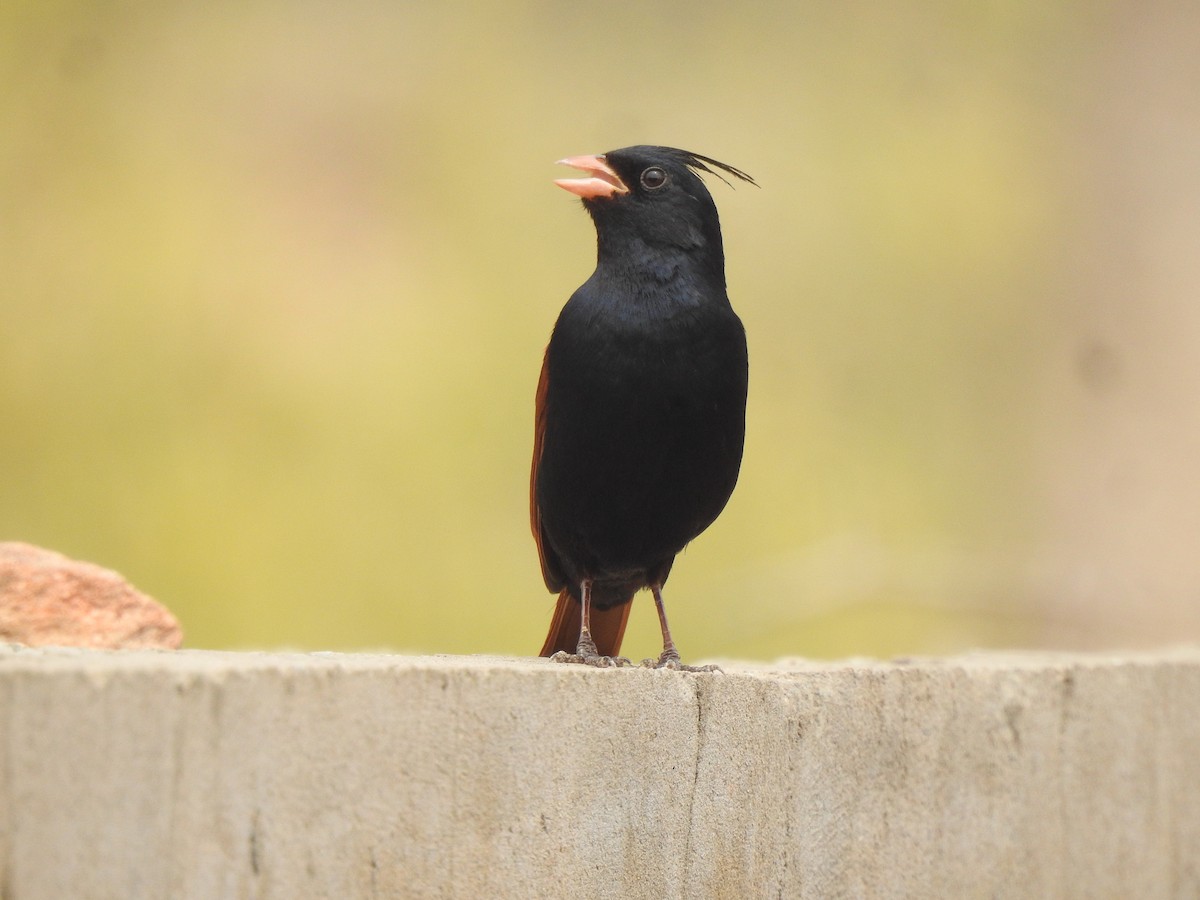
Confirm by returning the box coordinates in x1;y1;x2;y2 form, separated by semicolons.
554;145;755;272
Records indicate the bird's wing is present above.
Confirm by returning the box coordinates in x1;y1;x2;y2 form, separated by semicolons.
532;347;633;658
530;347;564;592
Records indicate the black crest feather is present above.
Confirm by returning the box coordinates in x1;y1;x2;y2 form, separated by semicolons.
668;148;758;189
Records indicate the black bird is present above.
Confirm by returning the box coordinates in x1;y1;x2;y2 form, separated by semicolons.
531;145;753;668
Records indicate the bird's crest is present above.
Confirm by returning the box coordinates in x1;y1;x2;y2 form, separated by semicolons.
668;149;758;190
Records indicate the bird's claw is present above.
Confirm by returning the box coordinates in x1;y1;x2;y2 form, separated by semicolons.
549;650;633;668
639;653;722;673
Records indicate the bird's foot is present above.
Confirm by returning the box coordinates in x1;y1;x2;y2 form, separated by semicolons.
640;650;722;673
549;650;633;668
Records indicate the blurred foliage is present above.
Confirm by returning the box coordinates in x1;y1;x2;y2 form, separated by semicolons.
0;0;1144;657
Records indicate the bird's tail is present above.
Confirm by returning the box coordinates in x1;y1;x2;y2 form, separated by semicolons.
540;588;633;658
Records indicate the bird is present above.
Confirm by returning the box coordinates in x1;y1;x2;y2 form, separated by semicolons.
530;145;753;669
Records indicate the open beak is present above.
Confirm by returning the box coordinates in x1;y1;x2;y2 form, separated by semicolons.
554;155;629;200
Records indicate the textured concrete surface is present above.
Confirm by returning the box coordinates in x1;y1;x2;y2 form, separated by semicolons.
1;646;1198;899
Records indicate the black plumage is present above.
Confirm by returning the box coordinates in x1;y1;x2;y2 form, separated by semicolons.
531;145;753;668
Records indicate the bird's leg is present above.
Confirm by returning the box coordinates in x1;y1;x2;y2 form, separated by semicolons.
575;578;601;658
650;582;680;665
643;583;720;673
549;579;632;668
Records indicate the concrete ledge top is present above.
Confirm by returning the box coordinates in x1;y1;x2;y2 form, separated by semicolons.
4;645;1200;899
5;642;1200;674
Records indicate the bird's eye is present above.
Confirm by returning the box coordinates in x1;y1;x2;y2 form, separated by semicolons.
640;166;668;190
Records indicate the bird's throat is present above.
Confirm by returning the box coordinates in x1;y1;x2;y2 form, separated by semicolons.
596;235;726;295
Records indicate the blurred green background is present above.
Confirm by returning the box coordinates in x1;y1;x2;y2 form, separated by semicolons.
4;1;1199;659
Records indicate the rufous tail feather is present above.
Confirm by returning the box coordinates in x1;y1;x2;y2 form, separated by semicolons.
540;589;632;657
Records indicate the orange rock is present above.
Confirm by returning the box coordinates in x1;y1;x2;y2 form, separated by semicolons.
0;542;182;649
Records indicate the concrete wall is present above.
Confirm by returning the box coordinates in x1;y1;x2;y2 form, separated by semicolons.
1;646;1198;899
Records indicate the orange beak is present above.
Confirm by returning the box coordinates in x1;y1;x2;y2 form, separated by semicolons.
554;155;630;200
